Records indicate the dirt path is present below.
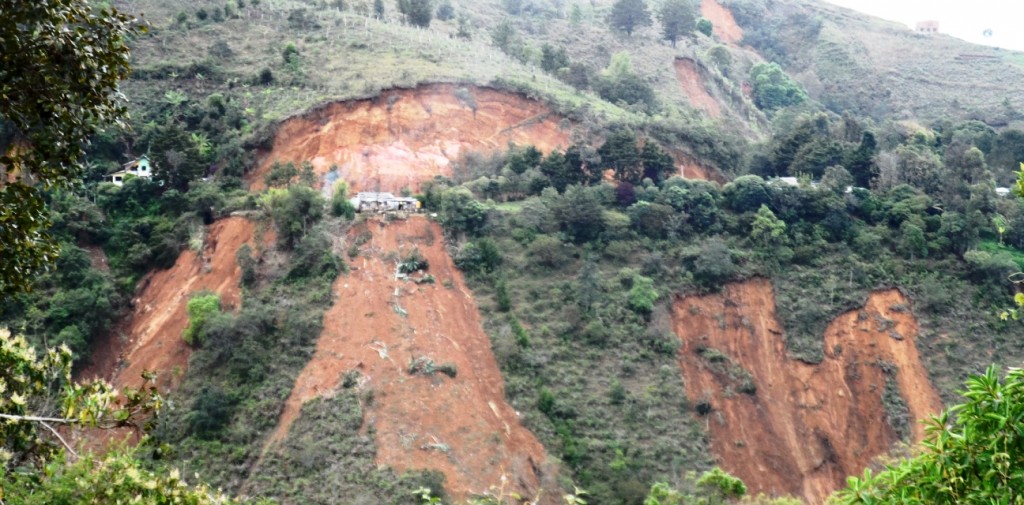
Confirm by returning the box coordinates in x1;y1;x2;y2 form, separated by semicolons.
701;0;743;45
80;217;259;392
673;279;942;504
674;58;722;118
261;216;550;502
249;84;571;193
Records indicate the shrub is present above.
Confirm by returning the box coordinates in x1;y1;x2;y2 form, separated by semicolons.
183;292;221;345
454;238;501;273
398;248;429;274
696;18;713;36
628;275;658;314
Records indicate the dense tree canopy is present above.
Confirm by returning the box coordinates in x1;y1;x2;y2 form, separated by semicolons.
749;62;808;112
0;0;141;296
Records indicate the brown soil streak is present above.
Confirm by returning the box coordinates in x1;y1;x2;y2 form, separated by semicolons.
673;279;942;504
81;217;257;392
701;0;744;45
674;58;722;118
265;216;549;502
249;84;571;193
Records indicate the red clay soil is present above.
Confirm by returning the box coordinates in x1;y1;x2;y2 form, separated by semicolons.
80;217;259;392
667;147;727;183
674;58;722;119
262;216;551;502
249;84;571;193
701;0;744;45
673;279;942;504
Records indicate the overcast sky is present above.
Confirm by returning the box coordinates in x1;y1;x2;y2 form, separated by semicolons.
824;0;1024;51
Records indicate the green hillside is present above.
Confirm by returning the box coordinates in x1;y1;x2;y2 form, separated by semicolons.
6;0;1024;503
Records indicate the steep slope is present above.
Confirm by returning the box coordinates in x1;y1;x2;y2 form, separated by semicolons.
81;217;260;391
250;84;572;192
674;58;723;119
673;278;942;504
702;0;744;45
722;0;1024;121
260;216;550;502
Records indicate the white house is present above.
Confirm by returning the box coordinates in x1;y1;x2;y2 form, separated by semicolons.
351;192;420;212
107;155;152;186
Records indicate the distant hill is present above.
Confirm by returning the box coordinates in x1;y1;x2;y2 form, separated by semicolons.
724;0;1024;125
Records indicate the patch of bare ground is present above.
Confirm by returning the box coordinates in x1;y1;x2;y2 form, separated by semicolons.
261;216;552;502
701;0;744;45
106;217;259;390
249;84;572;193
674;58;723;119
673;278;942;504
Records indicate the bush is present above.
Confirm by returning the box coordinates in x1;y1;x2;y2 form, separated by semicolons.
628;275;658;314
696;18;713;36
398;248;429;274
183;293;221;345
454;238;502;273
749;62;807;111
692;238;737;290
263;185;325;250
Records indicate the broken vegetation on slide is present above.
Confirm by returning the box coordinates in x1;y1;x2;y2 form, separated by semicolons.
674;58;723;119
81;216;264;393
249;84;572;193
673;278;942;505
701;0;744;46
260;216;551;502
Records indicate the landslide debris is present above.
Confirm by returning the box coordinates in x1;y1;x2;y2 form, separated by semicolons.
250;84;572;192
674;58;723;118
81;217;261;392
261;216;551;502
673;278;942;504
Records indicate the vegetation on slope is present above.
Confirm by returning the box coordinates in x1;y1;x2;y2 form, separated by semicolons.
7;0;1024;503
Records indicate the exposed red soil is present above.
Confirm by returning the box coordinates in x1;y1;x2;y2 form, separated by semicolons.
673;279;942;504
701;0;744;45
79;217;259;392
249;84;572;193
674;58;722;119
262;216;551;502
667;147;727;183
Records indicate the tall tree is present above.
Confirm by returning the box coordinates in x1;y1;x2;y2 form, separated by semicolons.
608;0;651;36
397;0;433;27
599;130;642;184
0;0;141;296
658;0;697;47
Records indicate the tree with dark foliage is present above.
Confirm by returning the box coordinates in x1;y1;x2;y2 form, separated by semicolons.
608;0;651;36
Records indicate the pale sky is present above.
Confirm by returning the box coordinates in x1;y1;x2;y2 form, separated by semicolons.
824;0;1024;51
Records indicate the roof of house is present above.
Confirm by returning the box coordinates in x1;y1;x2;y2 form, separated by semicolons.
121;155;150;169
354;192;417;202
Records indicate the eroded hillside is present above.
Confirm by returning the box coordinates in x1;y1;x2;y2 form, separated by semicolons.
701;0;744;45
259;216;551;502
251;84;572;192
82;216;263;391
674;58;722;119
673;279;942;504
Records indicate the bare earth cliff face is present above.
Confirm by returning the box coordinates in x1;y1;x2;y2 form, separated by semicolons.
249;84;572;192
81;216;262;392
673;279;942;504
263;217;551;502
